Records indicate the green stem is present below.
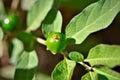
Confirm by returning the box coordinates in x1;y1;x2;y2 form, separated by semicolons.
36;38;46;46
61;50;69;58
79;62;92;71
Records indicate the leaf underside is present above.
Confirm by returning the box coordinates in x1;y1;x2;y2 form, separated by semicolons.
42;9;62;38
14;50;38;80
93;67;120;80
27;0;53;32
52;58;76;80
86;44;120;68
81;71;98;80
65;0;120;44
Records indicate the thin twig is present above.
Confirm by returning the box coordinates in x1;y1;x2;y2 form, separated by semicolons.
79;62;92;71
61;50;69;58
36;38;46;46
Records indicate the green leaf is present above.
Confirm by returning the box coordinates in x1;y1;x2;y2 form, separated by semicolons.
17;31;36;51
27;0;54;32
16;50;38;69
65;0;120;44
42;9;62;38
0;0;5;21
98;74;109;80
81;71;98;80
85;44;120;68
14;50;38;80
81;71;109;80
10;38;24;65
52;58;76;80
69;51;84;62
0;27;4;40
93;66;120;80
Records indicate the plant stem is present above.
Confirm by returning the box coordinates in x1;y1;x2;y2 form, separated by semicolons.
36;38;46;46
61;51;69;58
79;62;92;71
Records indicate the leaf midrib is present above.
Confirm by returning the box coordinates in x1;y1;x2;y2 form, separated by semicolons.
85;58;120;62
93;68;120;80
28;7;49;31
89;72;94;80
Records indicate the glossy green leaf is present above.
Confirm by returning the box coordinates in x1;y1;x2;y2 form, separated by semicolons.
52;58;76;80
14;50;38;80
65;0;120;44
10;38;24;65
85;44;120;68
81;71;109;80
16;50;38;69
81;71;98;80
27;0;53;32
69;51;84;62
42;9;62;38
0;0;5;21
93;66;120;80
21;0;37;11
0;27;3;40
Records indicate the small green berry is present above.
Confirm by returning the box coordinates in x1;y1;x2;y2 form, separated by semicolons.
1;13;19;31
46;32;67;54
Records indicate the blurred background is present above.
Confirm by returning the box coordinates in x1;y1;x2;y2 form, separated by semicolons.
0;0;120;80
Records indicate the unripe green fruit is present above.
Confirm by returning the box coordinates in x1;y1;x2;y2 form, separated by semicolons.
46;32;67;54
1;13;18;31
